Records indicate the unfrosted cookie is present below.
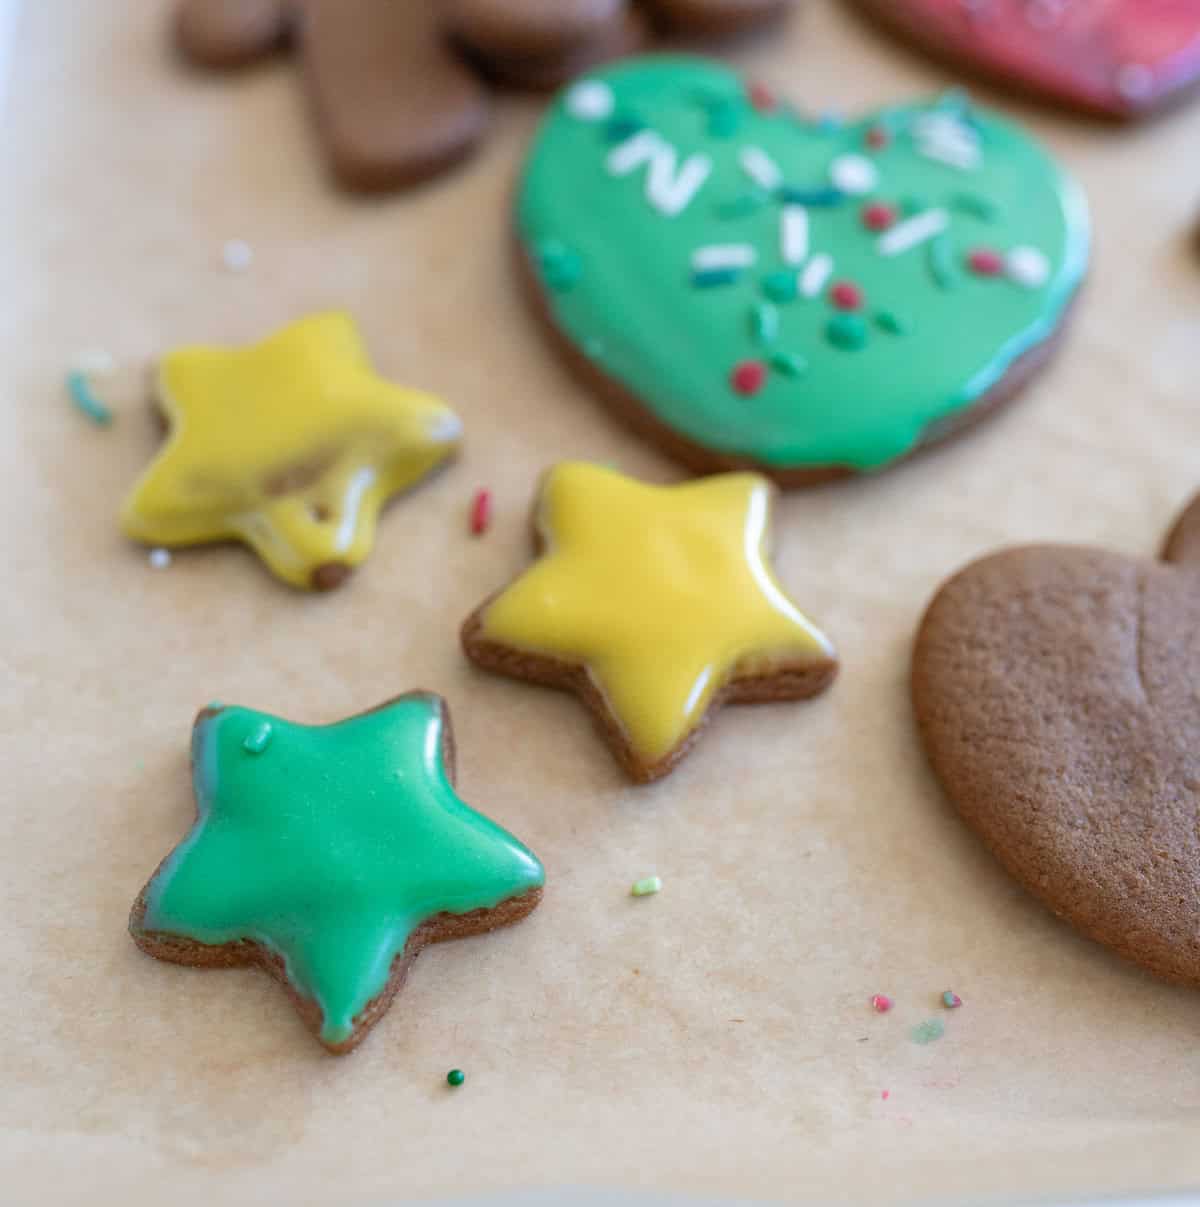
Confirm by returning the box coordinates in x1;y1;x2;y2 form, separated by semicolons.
848;0;1200;121
461;461;838;783
912;492;1200;988
130;693;545;1054
516;57;1089;485
120;312;461;591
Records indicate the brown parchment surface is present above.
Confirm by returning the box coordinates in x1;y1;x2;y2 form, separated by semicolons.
2;2;1199;1203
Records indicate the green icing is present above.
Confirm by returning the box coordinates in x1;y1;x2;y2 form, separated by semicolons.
142;695;544;1044
517;56;1089;472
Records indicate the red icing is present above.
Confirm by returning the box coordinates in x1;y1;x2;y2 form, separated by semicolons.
859;0;1200;118
862;202;898;231
865;125;891;149
967;248;1005;276
747;81;777;112
830;282;865;311
470;488;492;536
731;360;767;395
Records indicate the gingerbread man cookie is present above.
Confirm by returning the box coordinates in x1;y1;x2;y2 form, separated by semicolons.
130;693;545;1053
120;311;461;591
173;0;794;192
462;461;837;782
913;492;1200;988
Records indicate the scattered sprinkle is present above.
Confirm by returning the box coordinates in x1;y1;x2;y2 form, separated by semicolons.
800;253;834;298
861;202;898;232
730;359;767;396
780;205;809;267
692;266;743;289
66;369;113;427
881;1089;890;1101
242;721;273;755
538;240;582;292
874;310;910;335
221;239;254;273
942;990;963;1009
740;145;783;191
967;247;1004;276
691;243;756;272
769;351;808;378
829;281;865;312
826;313;869;351
777;185;843;208
751;301;779;346
928;233;957;289
148;548;172;570
762;270;799;304
865;125;891;150
870;994;893;1014
829;153;879;196
446;1068;466;1087
747;81;776;112
631;875;662;897
565;79;615;122
1006;245;1050;289
877;208;950;257
911;1018;946;1045
469;489;492;536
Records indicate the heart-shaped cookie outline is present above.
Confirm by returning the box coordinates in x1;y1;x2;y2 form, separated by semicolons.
913;492;1200;988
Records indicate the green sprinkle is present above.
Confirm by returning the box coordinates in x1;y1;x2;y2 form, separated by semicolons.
761;270;799;304
928;233;957;290
66;370;113;426
242;721;273;755
707;101;742;138
446;1068;466;1087
715;189;768;219
874;310;910;335
751;301;779;346
951;192;998;222
692;267;742;289
631;876;662;897
911;1018;946;1045
826;313;869;351
538;240;582;292
769;351;808;378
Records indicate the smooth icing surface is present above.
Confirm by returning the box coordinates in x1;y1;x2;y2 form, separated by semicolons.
517;57;1090;473
120;311;462;589
141;695;545;1044
479;461;835;760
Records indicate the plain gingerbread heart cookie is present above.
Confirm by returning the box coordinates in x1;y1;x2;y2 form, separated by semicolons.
848;0;1200;121
516;56;1089;486
912;492;1200;987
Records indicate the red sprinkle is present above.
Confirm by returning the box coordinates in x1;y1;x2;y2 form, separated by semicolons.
881;1089;891;1101
747;81;777;112
871;994;893;1013
967;248;1005;276
862;202;898;232
731;360;767;396
469;488;492;536
865;125;891;150
829;281;865;311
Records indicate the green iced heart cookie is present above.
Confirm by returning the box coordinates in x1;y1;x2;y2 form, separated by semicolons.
516;56;1089;482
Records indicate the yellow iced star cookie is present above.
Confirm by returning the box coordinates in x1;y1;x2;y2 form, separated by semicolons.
461;462;838;782
120;311;462;590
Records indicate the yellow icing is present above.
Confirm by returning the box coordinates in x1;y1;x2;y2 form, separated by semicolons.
480;462;836;761
120;311;462;589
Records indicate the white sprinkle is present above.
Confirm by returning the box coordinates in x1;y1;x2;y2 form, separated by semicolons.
222;239;253;272
877;208;950;256
565;78;614;121
148;548;172;570
739;145;782;191
691;244;757;271
1116;62;1153;101
606;129;665;176
912;112;981;171
780;206;809;267
918;141;982;171
647;149;712;217
829;153;878;196
75;347;116;375
1006;245;1051;288
800;253;834;298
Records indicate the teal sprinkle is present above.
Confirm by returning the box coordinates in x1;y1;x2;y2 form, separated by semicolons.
751;302;779;346
951;192;998;222
769;351;808;378
538;240;582;292
242;721;273;755
911;1018;946;1045
762;270;798;304
604;114;644;144
928;234;957;290
874;310;910;335
777;186;843;208
715;189;768;219
692;267;742;289
826;313;869;351
66;370;113;426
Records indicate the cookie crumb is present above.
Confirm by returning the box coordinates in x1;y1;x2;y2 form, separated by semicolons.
222;239;254;273
470;489;492;536
66;369;114;427
942;989;963;1009
148;548;172;570
446;1068;465;1087
631;875;662;897
911;1018;946;1045
870;994;893;1013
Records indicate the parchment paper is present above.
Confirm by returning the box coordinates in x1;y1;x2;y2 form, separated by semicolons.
3;2;1199;1203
